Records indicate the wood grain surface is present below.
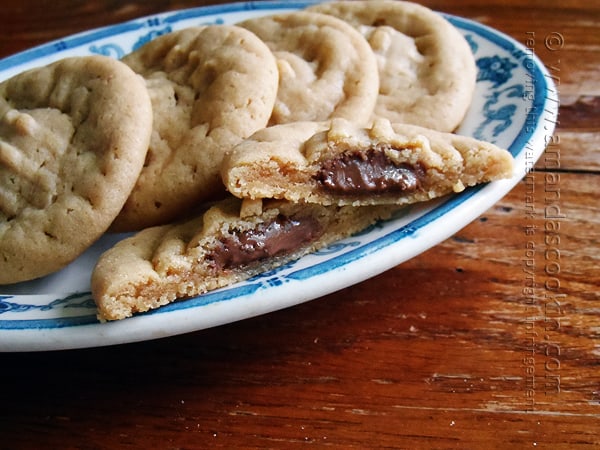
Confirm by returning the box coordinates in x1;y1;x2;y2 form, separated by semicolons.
0;1;598;448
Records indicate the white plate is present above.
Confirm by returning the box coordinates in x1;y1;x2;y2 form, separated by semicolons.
0;1;557;351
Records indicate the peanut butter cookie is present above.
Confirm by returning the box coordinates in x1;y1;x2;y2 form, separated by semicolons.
308;0;476;132
93;197;395;320
111;25;279;231
0;55;152;284
238;11;379;126
222;118;514;206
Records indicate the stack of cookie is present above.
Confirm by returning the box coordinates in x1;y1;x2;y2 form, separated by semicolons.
0;1;515;321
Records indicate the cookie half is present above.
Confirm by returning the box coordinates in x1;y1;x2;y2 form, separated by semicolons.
0;55;153;284
222;118;514;206
92;197;395;320
239;11;379;126
111;25;279;231
308;0;476;131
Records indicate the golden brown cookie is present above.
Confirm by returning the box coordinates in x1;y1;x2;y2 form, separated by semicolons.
222;118;514;206
308;0;476;131
0;55;153;284
92;197;395;320
238;11;379;126
111;25;279;231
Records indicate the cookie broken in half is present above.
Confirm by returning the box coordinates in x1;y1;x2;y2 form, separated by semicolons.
222;118;514;207
92;197;396;320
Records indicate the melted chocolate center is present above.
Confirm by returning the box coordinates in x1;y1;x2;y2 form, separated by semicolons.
316;150;424;195
209;215;322;270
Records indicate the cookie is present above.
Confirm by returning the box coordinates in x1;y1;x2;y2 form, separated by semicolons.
0;55;153;284
110;25;279;231
92;197;395;320
307;0;476;132
222;118;514;206
238;11;379;126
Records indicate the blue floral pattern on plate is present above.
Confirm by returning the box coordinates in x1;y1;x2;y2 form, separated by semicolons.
0;2;557;351
0;293;94;314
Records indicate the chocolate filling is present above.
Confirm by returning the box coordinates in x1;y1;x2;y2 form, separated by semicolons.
316;149;425;195
209;215;323;270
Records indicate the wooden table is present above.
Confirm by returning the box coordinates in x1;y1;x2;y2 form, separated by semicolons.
1;1;598;448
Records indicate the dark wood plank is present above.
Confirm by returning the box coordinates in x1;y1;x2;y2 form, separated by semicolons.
0;0;598;448
1;173;598;447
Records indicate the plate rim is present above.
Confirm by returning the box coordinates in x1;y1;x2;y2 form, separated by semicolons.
0;1;558;351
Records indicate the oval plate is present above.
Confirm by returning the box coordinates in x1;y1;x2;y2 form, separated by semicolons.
0;1;557;351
